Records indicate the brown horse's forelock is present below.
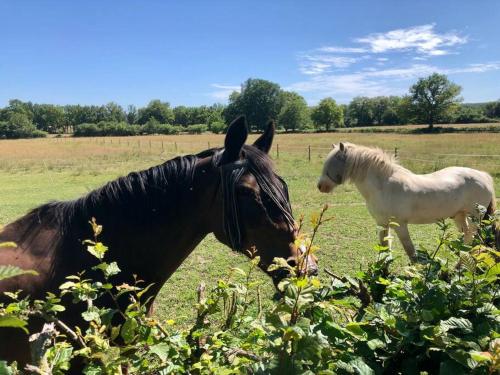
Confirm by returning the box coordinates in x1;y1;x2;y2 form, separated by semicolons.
218;145;295;251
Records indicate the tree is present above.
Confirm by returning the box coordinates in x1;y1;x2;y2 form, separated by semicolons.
103;102;126;122
484;100;500;118
224;79;283;131
311;97;343;131
32;104;65;133
348;97;374;126
137;100;174;124
408;73;462;129
126;105;138;124
173;106;190;126
278;92;309;132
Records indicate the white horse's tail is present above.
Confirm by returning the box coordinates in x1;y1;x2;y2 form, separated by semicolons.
486;193;500;250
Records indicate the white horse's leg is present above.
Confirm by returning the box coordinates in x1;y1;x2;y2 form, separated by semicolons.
394;224;417;262
453;212;477;244
453;212;471;242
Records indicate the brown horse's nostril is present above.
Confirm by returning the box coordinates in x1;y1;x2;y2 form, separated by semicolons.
287;259;297;268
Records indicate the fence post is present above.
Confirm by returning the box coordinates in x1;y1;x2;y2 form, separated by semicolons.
276;144;279;159
149;140;152;149
394;147;398;158
308;145;311;162
161;140;164;151
174;142;178;152
208;142;210;149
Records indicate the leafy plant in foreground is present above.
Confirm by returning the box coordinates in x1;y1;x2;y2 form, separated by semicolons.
0;208;499;374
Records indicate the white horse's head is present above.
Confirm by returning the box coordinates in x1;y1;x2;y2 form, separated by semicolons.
317;142;348;193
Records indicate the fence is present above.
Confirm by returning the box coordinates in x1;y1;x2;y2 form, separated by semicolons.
2;136;500;173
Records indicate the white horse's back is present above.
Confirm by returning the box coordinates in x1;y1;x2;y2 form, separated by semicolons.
389;166;494;224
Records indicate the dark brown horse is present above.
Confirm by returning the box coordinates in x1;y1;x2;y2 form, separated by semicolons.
0;116;317;365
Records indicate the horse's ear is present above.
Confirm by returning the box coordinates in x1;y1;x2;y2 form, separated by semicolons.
221;115;248;164
332;143;336;149
253;120;275;154
339;142;345;152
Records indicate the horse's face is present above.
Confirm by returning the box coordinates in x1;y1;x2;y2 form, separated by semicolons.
213;116;318;284
318;143;347;193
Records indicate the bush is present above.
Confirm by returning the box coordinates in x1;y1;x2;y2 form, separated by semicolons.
1;209;499;373
210;121;227;134
74;122;141;137
454;106;491;124
142;119;180;135
0;113;47;139
186;124;208;134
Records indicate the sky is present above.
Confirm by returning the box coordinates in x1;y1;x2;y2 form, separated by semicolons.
1;0;499;107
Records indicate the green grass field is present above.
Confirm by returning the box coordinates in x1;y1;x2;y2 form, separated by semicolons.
1;132;499;325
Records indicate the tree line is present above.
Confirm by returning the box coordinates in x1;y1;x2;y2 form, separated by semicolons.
1;74;499;138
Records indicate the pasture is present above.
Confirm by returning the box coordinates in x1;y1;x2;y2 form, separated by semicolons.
1;132;499;325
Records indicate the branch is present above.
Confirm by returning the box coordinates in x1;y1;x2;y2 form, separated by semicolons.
31;311;86;349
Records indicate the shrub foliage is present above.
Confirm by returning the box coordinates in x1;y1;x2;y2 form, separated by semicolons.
0;209;499;374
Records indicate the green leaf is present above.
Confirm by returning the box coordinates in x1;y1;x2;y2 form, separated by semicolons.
0;242;17;248
0;315;28;333
469;351;492;363
440;317;473;334
87;242;108;260
121;318;138;344
345;322;368;340
349;357;375;375
0;265;38;281
0;361;15;375
150;343;171;362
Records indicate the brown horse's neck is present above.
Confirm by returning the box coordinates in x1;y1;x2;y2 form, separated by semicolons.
14;154;223;296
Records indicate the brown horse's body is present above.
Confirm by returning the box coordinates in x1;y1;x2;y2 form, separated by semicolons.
0;116;317;367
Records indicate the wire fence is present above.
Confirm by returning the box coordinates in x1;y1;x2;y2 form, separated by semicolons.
1;136;500;173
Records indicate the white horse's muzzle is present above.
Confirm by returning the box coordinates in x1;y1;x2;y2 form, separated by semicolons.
317;175;336;193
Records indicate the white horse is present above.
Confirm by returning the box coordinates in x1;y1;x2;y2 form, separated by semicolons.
317;142;498;262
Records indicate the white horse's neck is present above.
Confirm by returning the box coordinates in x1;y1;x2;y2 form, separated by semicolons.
343;145;400;200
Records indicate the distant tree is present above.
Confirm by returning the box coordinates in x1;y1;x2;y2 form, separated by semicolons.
278;92;309;132
0;111;45;138
484;100;500;118
137;100;174;124
348;97;374;126
223;91;243;125
173;106;190;126
224;79;283;131
408;73;462;129
104;102;126;122
311;97;343;131
32;104;65;133
2;99;34;122
371;97;390;125
126;105;138;124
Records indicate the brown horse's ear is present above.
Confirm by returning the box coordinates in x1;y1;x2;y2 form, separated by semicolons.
221;115;248;164
253;120;275;154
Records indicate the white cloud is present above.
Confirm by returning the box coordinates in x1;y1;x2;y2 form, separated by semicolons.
288;24;498;103
356;24;467;56
299;54;360;75
316;46;368;53
209;84;240;101
288;62;500;102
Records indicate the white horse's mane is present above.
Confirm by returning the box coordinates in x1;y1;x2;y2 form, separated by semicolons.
342;143;401;181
